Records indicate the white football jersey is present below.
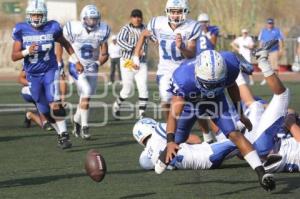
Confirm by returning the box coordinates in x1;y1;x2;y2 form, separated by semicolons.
147;16;200;75
63;21;111;72
277;138;300;172
139;123;213;170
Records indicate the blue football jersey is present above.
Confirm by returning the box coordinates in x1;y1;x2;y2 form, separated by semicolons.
168;51;240;101
196;25;219;55
12;20;62;74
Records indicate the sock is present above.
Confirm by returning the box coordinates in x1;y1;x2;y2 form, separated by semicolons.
56;120;67;135
203;131;214;143
244;150;262;170
80;108;89;127
138;98;148;116
73;104;81;123
51;123;59;133
26;112;31;119
215;130;227;141
42;120;47;126
117;97;125;107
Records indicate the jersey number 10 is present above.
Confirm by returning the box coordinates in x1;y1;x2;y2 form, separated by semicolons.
160;40;184;61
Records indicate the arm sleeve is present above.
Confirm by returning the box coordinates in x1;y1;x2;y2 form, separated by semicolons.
102;24;111;43
12;25;22;42
53;21;63;40
147;17;158;42
63;21;75;43
188;22;201;41
117;26;134;51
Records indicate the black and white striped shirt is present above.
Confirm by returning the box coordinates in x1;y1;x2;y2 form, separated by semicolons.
117;23;148;62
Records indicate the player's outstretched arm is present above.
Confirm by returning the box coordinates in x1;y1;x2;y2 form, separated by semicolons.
165;95;185;163
133;30;152;67
227;83;252;131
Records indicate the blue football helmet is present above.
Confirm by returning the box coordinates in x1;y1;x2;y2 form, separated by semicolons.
26;0;48;28
195;50;227;97
80;5;101;31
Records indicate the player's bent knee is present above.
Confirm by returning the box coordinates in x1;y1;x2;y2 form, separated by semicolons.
52;106;66;117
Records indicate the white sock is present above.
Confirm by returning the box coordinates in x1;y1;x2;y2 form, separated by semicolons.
215;130;227;142
73;105;81;123
51;123;59;133
56;120;67;135
203;131;214;143
244;150;262;170
80;108;89;127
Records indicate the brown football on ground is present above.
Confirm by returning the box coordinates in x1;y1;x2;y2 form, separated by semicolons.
85;149;107;182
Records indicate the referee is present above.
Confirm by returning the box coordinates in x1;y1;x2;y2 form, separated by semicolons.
112;9;149;119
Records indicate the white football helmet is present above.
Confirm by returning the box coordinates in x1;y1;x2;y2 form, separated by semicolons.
197;13;210;22
80;5;101;31
195;50;227;97
165;0;189;25
26;0;48;28
133;118;157;146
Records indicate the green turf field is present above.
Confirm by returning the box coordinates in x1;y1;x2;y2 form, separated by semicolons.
0;81;300;199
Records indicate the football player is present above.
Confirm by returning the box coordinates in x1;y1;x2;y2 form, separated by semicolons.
63;5;110;139
11;0;84;149
133;0;201;120
196;13;219;55
155;49;276;191
264;112;300;173
19;70;53;130
133;118;238;170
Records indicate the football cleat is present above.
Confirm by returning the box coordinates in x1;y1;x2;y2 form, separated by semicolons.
58;132;72;149
252;39;279;58
23;113;31;128
235;53;254;75
43;121;54;131
155;159;168;174
112;101;121;120
259;173;276;191
72;121;81;138
81;126;91;140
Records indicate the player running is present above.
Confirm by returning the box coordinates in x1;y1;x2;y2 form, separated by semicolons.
11;0;84;149
133;0;201;120
63;5;110;139
19;70;53;130
196;13;219;55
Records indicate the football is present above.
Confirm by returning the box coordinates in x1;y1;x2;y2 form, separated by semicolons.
85;149;107;182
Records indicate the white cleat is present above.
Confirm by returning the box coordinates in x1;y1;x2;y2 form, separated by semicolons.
154;159;167;174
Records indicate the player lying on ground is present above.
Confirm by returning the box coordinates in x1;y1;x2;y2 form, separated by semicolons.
155;48;276;191
11;0;84;149
133;118;238;170
19;70;53;130
63;5;110;139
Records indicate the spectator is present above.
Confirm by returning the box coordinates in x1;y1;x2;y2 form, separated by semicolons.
108;35;122;85
292;37;300;72
231;28;255;85
258;18;284;85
